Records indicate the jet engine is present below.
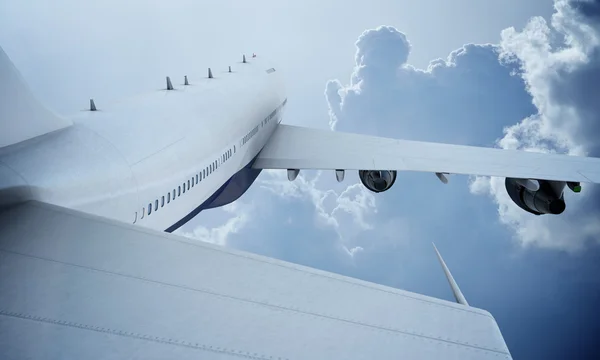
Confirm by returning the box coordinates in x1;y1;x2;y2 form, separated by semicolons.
358;170;397;193
505;178;567;215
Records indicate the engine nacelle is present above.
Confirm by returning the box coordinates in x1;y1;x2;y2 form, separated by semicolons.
505;178;566;215
358;170;397;193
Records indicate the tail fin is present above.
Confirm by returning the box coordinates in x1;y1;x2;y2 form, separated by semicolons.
0;46;71;148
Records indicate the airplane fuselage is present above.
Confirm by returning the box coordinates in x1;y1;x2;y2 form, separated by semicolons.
0;58;286;232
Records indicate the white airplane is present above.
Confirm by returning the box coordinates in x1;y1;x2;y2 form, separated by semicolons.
1;45;599;359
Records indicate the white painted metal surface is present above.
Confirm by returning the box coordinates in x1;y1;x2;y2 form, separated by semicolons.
0;47;71;148
0;46;286;232
0;202;512;360
433;243;469;306
9;38;600;358
254;125;600;183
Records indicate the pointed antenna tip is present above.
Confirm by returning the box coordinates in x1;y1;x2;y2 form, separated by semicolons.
89;98;97;111
166;76;174;90
208;68;213;79
184;75;189;85
434;244;469;306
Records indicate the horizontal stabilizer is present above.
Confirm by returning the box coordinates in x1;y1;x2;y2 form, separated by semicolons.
0;46;71;148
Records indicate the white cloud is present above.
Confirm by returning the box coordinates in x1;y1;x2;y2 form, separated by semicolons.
470;0;600;252
176;202;252;246
259;170;378;255
324;8;600;252
184;1;600;257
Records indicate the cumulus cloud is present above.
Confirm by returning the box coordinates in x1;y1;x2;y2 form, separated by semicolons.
176;202;252;246
259;170;376;256
326;29;534;148
470;0;600;251
187;0;600;256
325;3;600;252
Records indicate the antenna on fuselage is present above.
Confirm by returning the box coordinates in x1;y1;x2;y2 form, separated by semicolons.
208;68;213;79
184;75;189;85
432;243;469;306
228;66;232;73
89;99;97;111
166;76;174;90
243;54;247;63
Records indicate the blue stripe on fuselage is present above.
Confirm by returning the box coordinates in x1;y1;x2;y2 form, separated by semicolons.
164;155;262;233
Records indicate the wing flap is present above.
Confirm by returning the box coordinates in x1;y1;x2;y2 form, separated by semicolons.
254;125;600;183
0;201;511;359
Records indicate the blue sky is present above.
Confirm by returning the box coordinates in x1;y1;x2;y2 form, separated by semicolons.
2;0;599;358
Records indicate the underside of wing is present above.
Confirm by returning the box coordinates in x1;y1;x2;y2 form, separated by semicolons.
0;201;511;359
253;125;600;183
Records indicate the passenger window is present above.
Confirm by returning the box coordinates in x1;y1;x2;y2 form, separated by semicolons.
183;183;186;193
187;180;190;190
196;174;199;183
168;192;171;203
155;199;158;210
191;178;194;188
141;207;145;219
173;189;176;199
178;186;181;196
161;196;165;207
148;203;152;215
133;211;137;224
203;169;206;178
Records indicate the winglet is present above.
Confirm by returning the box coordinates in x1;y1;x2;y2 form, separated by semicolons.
0;46;72;148
433;243;469;306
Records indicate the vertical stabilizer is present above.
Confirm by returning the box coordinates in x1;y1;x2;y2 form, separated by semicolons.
0;46;71;148
432;243;469;306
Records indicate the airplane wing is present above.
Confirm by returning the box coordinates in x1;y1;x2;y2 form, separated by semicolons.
253;125;600;183
0;201;512;359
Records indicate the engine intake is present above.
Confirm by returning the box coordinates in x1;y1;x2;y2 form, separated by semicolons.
505;178;566;215
359;170;397;193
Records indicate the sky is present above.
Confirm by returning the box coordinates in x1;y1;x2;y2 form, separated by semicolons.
1;0;600;358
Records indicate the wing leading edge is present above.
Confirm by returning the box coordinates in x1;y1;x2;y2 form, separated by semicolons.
253;125;600;183
0;201;511;359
